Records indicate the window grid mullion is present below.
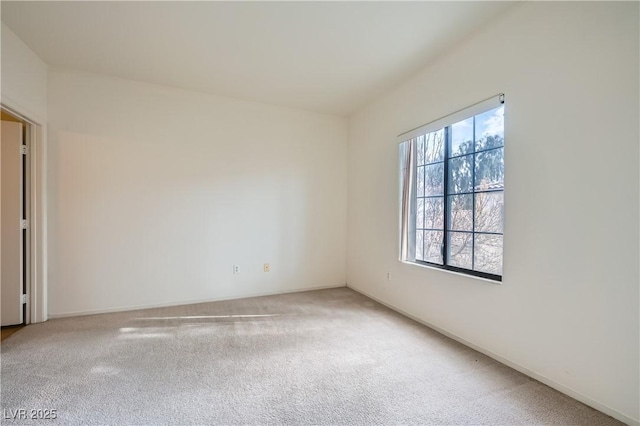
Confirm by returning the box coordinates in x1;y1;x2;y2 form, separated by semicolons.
471;116;476;271
442;126;450;266
439;229;503;236
422;147;427;262
449;145;503;160
438;188;503;197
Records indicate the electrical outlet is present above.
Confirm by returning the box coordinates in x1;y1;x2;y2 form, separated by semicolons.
263;263;270;272
387;272;391;280
233;265;240;274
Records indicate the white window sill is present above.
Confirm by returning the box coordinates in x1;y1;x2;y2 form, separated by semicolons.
399;260;502;285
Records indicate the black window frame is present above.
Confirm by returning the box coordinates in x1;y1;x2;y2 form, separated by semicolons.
407;96;504;282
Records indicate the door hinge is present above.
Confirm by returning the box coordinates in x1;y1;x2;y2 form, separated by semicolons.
21;219;28;230
20;145;28;155
21;294;27;304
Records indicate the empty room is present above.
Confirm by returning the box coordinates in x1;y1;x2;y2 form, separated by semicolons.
1;1;638;425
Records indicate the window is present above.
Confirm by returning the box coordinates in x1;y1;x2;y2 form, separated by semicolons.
399;95;504;281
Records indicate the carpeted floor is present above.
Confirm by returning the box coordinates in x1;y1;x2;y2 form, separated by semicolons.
0;287;621;425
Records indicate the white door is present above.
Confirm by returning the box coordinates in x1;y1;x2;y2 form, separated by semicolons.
1;120;24;326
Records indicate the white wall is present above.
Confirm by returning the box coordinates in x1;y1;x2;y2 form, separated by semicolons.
347;2;638;424
47;69;347;317
1;22;47;122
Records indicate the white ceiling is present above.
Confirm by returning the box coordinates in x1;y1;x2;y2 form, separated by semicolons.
1;1;514;116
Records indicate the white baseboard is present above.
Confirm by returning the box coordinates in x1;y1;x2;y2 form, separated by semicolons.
48;284;347;319
346;284;638;426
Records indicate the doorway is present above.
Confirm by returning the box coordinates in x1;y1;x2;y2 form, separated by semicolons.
1;109;29;327
0;102;47;326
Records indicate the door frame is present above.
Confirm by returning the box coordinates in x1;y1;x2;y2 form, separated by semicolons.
1;100;47;324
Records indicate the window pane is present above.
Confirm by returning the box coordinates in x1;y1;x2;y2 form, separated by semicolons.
415;230;424;261
450;117;474;157
475;191;504;233
424;163;444;196
448;194;473;231
424;129;445;164
416;198;425;230
424;230;444;264
475;148;504;191
448;155;473;194
447;232;473;270
475;105;504;151
474;234;503;275
416;165;424;197
425;197;444;230
416;136;425;166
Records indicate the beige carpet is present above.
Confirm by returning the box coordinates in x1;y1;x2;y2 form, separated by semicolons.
0;287;621;425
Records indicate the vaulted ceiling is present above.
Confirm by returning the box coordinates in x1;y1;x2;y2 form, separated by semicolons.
2;2;515;116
